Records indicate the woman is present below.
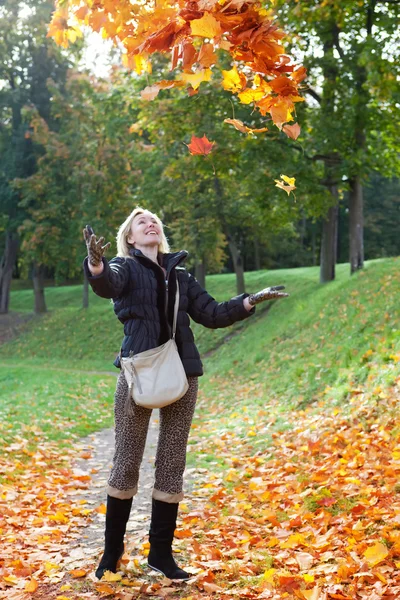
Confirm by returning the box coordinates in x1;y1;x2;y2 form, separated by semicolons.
83;207;288;581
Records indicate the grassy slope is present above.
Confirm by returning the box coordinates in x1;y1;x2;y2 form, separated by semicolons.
1;258;399;457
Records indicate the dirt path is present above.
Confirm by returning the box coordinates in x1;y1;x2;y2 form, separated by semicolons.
67;411;197;571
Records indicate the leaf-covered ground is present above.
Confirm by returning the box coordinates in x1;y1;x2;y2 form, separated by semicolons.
1;366;400;600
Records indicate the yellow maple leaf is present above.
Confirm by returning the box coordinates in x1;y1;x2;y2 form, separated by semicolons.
275;174;296;196
181;68;212;90
363;542;389;566
102;570;122;582
238;87;266;104
25;579;39;592
281;175;295;186
281;533;305;548
221;65;246;93
262;567;276;583
134;54;152;75
190;13;222;38
302;586;320;600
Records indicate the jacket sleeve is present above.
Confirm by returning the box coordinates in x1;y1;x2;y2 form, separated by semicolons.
83;256;130;299
186;272;255;329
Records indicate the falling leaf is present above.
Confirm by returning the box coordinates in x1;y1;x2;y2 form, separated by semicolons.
224;118;268;135
140;80;185;101
190;13;222;38
181;68;212;90
140;85;162;101
185;134;215;156
282;122;301;140
198;43;217;67
275;174;296;195
221;65;246;93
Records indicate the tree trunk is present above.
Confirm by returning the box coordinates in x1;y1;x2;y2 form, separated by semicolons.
195;260;206;289
0;232;18;314
254;238;261;271
32;263;47;313
320;187;339;283
349;175;364;274
318;24;341;283
213;175;245;294
311;224;317;266
83;272;89;309
227;237;245;294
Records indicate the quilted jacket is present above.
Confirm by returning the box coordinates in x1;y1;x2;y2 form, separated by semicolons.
83;247;255;376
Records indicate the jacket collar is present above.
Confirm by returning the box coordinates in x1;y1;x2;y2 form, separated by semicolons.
129;248;188;276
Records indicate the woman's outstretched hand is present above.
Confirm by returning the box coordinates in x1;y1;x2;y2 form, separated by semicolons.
248;285;289;306
83;225;110;267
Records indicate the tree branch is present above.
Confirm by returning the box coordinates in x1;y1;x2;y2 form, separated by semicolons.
305;87;322;104
333;24;346;61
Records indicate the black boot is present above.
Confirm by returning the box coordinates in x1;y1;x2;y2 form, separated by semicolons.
95;495;133;580
147;499;190;580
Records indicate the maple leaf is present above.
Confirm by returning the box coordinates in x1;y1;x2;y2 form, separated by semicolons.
275;174;296;195
181;68;212;90
221;65;247;93
185;134;215;156
363;542;389;566
301;586;320;600
140;80;185;101
224;118;268;135
198;43;217;68
102;570;122;581
190;13;222;38
282;122;301;140
24;579;38;592
316;496;336;507
70;568;87;578
238;87;267;104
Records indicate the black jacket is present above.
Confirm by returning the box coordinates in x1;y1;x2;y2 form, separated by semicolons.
83;248;255;376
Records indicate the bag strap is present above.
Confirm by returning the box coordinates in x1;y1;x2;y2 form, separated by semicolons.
172;280;179;339
118;256;180;354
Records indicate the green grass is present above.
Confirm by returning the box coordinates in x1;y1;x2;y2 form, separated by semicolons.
1;257;399;459
0;365;116;450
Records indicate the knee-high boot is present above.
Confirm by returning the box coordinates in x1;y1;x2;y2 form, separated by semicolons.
95;495;133;580
147;499;190;580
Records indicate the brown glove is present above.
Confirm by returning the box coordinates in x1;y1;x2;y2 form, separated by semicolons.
83;225;111;267
248;285;289;306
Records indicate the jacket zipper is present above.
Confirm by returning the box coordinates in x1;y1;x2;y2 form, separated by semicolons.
134;250;186;337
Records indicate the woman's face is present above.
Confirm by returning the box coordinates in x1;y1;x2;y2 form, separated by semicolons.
127;211;162;249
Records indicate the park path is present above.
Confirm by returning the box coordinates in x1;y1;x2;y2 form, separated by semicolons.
67;410;197;572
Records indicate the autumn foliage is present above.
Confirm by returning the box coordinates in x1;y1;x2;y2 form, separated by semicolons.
47;0;306;135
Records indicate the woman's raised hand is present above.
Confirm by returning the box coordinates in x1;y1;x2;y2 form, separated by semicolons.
248;285;289;306
83;225;111;266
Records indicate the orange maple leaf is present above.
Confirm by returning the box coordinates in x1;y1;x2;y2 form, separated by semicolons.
224;118;268;135
185;134;215;156
282;123;301;140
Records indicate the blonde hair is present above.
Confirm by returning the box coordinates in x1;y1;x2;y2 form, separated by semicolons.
116;206;170;257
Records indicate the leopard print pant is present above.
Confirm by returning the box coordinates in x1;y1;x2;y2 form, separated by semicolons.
106;371;198;503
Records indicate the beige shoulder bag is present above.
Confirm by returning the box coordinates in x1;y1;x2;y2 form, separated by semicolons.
120;282;189;411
